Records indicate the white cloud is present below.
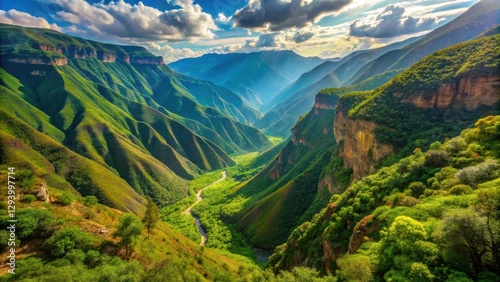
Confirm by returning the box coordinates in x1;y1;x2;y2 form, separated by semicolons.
216;13;232;24
348;4;441;37
0;9;61;31
41;0;217;41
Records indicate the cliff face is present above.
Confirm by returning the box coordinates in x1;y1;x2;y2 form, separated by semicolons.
398;75;500;109
2;43;163;66
334;104;394;180
334;74;500;181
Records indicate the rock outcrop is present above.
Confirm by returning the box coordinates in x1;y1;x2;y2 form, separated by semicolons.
334;104;394;180
3;43;164;66
398;75;500;109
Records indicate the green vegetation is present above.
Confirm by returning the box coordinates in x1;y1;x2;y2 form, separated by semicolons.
270;115;500;280
114;214;143;258
142;197;160;238
346;35;500;162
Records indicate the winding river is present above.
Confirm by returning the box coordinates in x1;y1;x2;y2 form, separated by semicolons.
183;171;226;246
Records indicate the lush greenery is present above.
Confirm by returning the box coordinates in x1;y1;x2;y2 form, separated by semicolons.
346;34;500;163
270;115;500;280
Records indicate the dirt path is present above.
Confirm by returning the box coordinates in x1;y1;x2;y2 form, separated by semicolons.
183;171;226;246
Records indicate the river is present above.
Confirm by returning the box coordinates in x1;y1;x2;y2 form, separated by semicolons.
183;171;226;246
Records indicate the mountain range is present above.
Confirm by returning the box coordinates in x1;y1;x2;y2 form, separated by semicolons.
1;0;499;280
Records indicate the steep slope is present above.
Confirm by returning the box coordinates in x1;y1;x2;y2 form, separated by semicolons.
234;94;351;249
0;24;274;209
270;115;500;279
0;24;271;156
266;34;500;278
169;51;324;109
337;34;500;180
234;33;500;253
258;37;421;137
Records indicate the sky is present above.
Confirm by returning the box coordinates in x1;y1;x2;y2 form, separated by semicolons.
0;0;479;62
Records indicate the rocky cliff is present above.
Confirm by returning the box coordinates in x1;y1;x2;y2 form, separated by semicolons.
1;42;163;66
399;75;500;109
334;74;500;181
334;102;394;180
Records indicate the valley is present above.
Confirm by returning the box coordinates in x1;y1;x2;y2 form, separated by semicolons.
1;0;500;281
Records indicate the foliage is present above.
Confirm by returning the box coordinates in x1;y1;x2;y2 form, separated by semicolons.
114;213;143;258
45;227;99;257
81;195;98;207
57;191;74;205
142;197;160;238
20;194;36;203
270;115;500;280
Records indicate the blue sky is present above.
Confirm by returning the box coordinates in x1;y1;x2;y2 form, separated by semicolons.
0;0;479;62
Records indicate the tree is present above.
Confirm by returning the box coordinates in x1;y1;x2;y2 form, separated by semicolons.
440;209;489;276
114;214;143;258
142;197;159;238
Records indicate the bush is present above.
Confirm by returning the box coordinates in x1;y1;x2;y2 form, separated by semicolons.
456;160;500;188
82;196;98;207
425;150;450;168
450;184;473;195
57;192;74;205
45;227;98;258
17;208;56;239
20;194;36;203
409;182;426;197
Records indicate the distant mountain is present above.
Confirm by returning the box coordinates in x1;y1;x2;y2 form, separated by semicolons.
259;0;500;137
258;36;421;136
0;24;271;210
347;0;500;85
168;51;324;109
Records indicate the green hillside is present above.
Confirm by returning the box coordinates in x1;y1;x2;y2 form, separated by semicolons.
270;115;500;280
234;33;500;253
259;0;500;138
0;24;271;156
0;24;273;210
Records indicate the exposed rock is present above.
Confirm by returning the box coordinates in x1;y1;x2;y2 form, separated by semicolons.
334;105;394;180
317;175;342;194
30;70;46;76
322;234;343;273
38;43;62;54
399;75;500;109
97;51;116;63
36;182;50;202
348;214;379;253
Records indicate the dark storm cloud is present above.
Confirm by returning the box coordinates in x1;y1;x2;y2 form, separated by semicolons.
233;0;352;31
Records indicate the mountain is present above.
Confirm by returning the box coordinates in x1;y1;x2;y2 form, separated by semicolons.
0;24;271;210
169;51;324;110
259;0;500;137
270;115;500;279
233;33;500;252
347;0;500;85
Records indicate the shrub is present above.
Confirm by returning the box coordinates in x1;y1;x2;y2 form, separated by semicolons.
450;184;473;195
456;160;500;188
45;227;98;258
424;150;450;168
82;196;98;207
58;192;74;205
20;194;36;203
17;208;55;239
409;182;426;197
